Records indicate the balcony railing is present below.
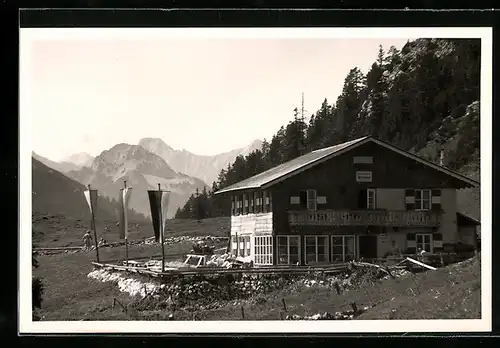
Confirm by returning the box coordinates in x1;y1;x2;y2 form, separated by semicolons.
288;209;441;227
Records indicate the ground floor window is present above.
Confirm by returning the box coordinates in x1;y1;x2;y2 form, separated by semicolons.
277;236;301;265
236;235;251;257
416;233;432;252
239;236;245;256
231;236;238;256
305;236;329;264
254;236;273;265
331;235;356;262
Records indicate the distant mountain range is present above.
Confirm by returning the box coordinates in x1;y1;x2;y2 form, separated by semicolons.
63;152;94;167
32;151;94;173
32;157;146;222
32;139;262;218
138;138;263;185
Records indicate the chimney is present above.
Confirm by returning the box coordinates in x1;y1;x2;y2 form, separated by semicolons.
439;149;444;166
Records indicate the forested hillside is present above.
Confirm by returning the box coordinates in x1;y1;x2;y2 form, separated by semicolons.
176;38;481;220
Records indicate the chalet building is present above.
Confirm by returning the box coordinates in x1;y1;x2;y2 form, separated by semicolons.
214;136;480;266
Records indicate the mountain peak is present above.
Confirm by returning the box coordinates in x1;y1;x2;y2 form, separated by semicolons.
138;138;173;151
92;143;177;180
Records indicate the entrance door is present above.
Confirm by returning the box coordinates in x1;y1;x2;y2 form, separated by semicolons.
358;235;378;259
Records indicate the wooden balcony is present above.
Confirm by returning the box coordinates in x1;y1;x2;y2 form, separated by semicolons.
288;209;441;227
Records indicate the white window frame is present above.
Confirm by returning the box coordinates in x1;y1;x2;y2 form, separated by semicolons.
254;236;273;265
255;192;262;213
231;236;238;256
415;189;431;211
416;233;433;253
307;189;317;211
331;235;356;262
238;236;246;256
367;188;376;210
277;236;301;265
304;235;329;265
245;236;251;256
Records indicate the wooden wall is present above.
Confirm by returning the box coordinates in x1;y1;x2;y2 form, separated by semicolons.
271;141;463;235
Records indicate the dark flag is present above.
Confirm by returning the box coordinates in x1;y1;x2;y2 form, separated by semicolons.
147;190;170;242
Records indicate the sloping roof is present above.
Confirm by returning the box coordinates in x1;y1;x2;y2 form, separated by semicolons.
214;136;479;195
457;212;481;226
215;137;368;194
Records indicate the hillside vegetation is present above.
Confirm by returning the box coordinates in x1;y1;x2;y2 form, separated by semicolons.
176;38;481;219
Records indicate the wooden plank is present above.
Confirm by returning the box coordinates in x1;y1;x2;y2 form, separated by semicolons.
405;257;437;271
91;262;347;277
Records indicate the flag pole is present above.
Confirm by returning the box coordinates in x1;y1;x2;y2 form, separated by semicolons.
88;184;100;263
158;183;165;273
124;181;129;267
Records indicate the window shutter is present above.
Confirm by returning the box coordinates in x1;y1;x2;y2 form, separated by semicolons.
299;191;308;209
269;192;272;212
405;189;415;210
358;189;367;209
406;233;416;254
431;189;442;211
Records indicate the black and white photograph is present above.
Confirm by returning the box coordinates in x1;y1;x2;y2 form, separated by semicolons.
19;26;492;333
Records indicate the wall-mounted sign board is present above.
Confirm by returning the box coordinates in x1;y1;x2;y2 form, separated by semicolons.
356;171;372;182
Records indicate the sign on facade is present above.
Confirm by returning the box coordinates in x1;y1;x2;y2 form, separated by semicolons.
356;171;372;182
353;156;373;164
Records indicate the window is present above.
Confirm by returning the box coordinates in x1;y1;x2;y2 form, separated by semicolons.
249;194;254;214
331;235;356;262
255;192;262;213
415;189;431;210
305;236;329;264
367;189;376;210
245;236;251;256
264;191;271;212
231;197;235;215
277;236;301;265
416;233;432;252
231;236;238;256
239;236;245;256
243;194;248;214
307;189;317;211
235;199;240;215
254;236;273;265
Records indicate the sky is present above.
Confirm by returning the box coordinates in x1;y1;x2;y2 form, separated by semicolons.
25;34;411;161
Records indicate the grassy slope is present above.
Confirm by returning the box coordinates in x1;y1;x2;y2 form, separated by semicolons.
33;214;230;248
34;251;480;321
169;256;480;320
33;241;208;320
